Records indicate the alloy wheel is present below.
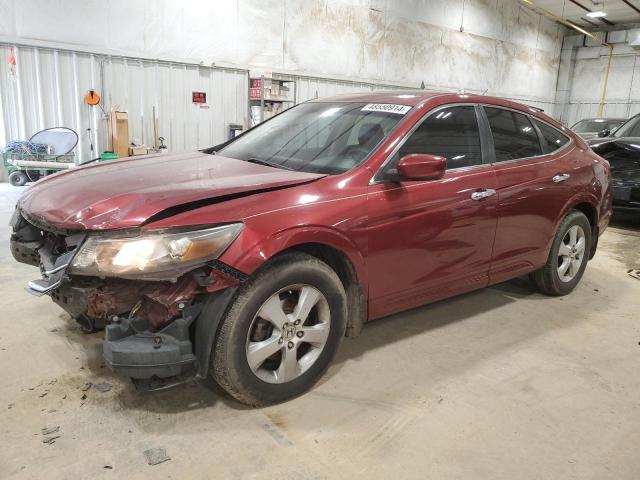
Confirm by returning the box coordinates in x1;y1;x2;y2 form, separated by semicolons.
246;284;331;384
557;225;586;283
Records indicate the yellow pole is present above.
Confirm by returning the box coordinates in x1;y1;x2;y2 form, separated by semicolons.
598;44;614;117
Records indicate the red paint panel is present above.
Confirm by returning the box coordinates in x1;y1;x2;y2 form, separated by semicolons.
366;165;498;319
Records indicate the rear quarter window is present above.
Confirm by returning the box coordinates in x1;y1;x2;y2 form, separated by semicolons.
484;107;542;161
533;119;570;154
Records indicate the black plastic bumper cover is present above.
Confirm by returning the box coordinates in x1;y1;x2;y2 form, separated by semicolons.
103;287;238;381
104;308;199;379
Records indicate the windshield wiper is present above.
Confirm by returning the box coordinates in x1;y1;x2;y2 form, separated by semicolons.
246;157;293;170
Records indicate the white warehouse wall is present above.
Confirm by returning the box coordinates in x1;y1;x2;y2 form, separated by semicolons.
558;32;640;126
0;0;565;170
0;0;564;105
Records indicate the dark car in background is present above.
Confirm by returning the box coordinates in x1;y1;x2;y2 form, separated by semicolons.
571;117;626;140
590;113;640;212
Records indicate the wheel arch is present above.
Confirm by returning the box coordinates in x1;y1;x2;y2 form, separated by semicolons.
558;196;599;259
277;242;366;337
220;225;368;337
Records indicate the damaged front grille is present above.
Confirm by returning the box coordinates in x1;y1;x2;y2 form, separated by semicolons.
11;208;241;331
11;207;246;382
10;210;86;296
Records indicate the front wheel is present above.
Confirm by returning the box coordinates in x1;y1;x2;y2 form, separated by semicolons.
211;252;347;406
530;210;592;296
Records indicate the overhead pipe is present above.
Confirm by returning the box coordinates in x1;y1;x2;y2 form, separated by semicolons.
519;0;597;38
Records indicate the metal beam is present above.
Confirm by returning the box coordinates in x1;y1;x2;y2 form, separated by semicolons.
621;0;640;15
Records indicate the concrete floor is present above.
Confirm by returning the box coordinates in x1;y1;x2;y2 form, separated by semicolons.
0;182;639;480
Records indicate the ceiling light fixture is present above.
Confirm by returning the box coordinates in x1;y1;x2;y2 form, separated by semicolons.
586;11;607;18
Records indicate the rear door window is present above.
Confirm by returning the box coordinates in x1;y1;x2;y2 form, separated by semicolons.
484;107;542;161
533;119;570;154
398;105;482;169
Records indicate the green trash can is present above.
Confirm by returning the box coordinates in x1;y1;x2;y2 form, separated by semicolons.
100;152;119;161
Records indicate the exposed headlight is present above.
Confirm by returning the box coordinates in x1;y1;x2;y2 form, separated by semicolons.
70;223;243;280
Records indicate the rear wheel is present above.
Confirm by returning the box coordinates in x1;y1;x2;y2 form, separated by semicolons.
211;252;347;406
530;210;591;296
9;171;28;186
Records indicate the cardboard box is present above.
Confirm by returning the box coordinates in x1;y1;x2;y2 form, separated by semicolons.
108;111;129;158
128;146;148;156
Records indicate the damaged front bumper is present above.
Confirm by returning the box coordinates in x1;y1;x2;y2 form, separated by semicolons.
103;304;200;380
10;209;244;389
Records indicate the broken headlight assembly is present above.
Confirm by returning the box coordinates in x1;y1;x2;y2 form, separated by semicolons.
69;223;243;281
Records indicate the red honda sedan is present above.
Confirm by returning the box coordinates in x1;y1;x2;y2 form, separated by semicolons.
11;92;612;405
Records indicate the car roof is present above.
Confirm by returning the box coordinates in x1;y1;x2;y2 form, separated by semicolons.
310;90;445;106
310;90;544;111
574;117;627;122
307;90;572;133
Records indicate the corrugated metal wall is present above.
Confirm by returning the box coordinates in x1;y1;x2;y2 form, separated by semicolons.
0;44;249;168
4;42;563;183
0;43;421;178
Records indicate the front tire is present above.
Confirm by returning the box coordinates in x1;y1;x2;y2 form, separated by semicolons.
211;252;347;406
530;210;592;296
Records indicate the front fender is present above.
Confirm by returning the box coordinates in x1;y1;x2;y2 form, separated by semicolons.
219;225;368;290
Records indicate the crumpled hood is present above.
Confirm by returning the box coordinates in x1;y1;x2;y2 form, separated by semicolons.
18;151;325;230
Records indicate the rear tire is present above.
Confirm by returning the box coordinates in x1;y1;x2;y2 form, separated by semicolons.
211;252;347;406
9;171;27;187
530;210;591;296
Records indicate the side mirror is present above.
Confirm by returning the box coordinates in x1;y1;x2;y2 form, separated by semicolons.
396;153;447;181
598;129;611;138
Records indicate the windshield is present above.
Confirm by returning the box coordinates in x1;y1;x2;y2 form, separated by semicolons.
217;102;409;174
571;119;625;133
612;115;640;137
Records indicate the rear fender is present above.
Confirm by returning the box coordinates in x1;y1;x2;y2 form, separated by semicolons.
550;192;601;256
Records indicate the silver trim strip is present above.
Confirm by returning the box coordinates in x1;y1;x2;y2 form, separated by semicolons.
26;280;61;294
43;263;68;275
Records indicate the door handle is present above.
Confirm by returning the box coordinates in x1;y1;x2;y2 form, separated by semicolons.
470;188;496;201
552;173;571;183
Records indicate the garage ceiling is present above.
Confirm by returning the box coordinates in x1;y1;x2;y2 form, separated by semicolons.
532;0;640;28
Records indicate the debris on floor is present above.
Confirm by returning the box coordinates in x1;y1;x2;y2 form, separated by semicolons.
42;426;59;435
94;382;112;393
41;426;61;445
42;435;61;445
627;269;640;280
80;382;92;391
144;447;171;466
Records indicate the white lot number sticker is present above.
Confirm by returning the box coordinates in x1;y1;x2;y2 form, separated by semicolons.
362;103;412;115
